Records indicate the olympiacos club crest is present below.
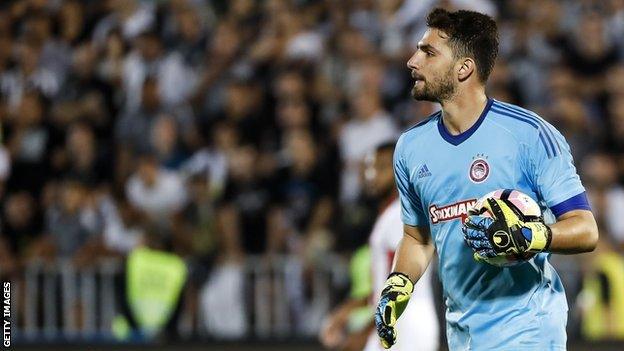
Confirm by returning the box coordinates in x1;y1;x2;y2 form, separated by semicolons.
469;154;489;183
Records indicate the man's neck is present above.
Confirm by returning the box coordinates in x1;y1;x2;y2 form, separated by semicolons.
440;89;488;135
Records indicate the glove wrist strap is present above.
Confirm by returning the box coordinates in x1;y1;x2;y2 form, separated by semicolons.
387;271;411;280
526;223;552;253
386;272;414;293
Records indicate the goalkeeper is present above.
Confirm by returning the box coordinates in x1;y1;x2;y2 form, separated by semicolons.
375;8;598;351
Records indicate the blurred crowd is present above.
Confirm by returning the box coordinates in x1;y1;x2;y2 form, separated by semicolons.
1;0;624;342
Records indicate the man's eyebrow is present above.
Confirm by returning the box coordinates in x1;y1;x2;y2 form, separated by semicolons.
417;43;437;52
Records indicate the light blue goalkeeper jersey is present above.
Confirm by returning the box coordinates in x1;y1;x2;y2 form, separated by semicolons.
394;98;591;350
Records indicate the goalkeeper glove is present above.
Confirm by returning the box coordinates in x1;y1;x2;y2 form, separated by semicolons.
374;272;413;349
462;197;552;261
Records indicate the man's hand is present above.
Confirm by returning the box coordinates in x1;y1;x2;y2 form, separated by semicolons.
340;326;374;351
463;198;552;261
374;272;413;349
319;307;349;349
319;296;368;349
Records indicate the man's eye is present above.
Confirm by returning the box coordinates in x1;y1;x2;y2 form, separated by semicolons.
426;51;434;57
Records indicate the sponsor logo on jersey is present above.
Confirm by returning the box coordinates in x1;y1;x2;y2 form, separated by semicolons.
469;154;490;183
429;199;477;224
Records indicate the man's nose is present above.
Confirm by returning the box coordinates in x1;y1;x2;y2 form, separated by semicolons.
407;53;419;70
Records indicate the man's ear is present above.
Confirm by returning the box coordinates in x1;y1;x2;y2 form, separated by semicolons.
457;58;475;81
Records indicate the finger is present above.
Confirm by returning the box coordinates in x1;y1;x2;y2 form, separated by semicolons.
463;226;486;238
473;249;497;262
465;216;494;231
463;219;482;231
464;215;483;227
378;325;395;349
383;303;397;327
468;207;480;215
381;334;393;349
465;238;493;250
468;204;487;215
463;228;488;240
375;302;388;326
376;300;397;328
375;312;395;348
484;198;505;220
473;251;488;263
501;198;524;219
477;248;498;258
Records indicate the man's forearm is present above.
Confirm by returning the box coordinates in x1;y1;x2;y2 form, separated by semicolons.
548;210;598;254
392;232;435;283
340;296;369;314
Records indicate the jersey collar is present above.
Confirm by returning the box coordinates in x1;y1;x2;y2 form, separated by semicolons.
437;98;493;146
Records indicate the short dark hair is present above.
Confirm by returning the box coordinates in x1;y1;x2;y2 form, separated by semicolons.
426;8;499;82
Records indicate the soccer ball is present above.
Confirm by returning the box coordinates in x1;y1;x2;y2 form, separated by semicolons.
470;189;542;267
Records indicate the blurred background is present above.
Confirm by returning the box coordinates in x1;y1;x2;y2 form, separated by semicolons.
0;0;624;350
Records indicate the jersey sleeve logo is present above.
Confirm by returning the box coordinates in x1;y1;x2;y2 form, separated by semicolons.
429;199;477;224
416;164;432;179
469;154;490;183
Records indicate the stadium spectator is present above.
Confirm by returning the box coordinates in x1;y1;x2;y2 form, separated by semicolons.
339;88;398;203
27;177;100;261
125;151;187;222
1;191;41;274
1;40;60;107
53;121;111;185
5;91;52;197
218;144;270;255
268;129;335;256
121;30;196;111
52;43;115;139
92;0;156;45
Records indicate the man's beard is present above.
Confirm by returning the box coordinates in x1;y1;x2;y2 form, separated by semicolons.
411;68;456;103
